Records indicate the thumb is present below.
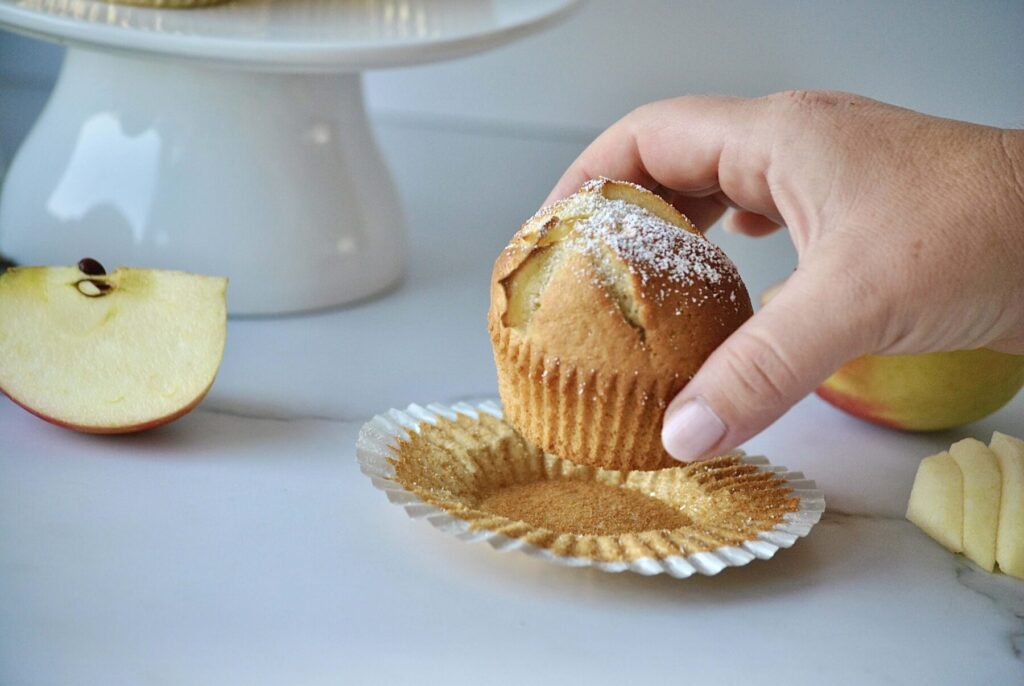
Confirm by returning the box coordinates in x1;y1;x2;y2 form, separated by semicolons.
661;265;873;461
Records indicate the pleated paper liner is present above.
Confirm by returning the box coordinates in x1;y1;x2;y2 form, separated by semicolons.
357;401;825;578
491;326;677;471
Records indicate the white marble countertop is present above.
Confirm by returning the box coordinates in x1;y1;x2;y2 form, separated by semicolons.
1;117;1022;685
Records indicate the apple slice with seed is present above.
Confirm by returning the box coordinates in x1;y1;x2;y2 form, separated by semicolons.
0;259;227;433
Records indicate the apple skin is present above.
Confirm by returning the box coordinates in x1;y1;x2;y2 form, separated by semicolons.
1;380;213;435
759;282;1024;431
816;349;1024;431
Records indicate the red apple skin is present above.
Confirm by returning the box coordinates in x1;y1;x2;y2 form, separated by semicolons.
815;350;1024;431
814;380;905;430
0;382;213;434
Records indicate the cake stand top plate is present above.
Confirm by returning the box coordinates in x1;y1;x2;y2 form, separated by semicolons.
0;0;581;71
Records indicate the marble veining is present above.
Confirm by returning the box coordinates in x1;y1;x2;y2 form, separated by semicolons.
954;558;1024;660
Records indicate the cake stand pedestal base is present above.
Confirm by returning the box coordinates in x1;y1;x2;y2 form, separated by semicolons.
0;48;405;315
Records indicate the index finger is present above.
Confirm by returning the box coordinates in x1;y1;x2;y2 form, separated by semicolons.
543;95;777;225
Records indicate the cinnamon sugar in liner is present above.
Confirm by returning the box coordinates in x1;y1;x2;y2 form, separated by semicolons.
357;401;825;577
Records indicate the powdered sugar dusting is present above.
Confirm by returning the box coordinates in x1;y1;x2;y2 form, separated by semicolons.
564;192;739;302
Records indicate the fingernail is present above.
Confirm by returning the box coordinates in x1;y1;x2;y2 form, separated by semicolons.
661;397;727;462
721;215;740;235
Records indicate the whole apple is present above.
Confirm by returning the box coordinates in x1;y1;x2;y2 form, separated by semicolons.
817;350;1024;431
760;283;1024;431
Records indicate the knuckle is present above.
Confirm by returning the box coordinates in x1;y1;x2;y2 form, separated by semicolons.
625;100;665;125
625;100;677;139
772;89;841;110
766;90;871;129
767;89;872;118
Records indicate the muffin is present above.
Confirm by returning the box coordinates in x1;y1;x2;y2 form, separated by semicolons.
488;179;753;470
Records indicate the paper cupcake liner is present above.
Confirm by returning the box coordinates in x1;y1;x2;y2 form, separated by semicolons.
492;328;676;471
356;400;825;578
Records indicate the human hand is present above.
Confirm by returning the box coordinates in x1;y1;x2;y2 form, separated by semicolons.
545;91;1024;461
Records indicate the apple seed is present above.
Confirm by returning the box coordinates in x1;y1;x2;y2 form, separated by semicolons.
75;279;113;297
77;258;106;276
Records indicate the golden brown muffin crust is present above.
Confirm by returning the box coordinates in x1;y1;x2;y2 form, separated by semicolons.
488;178;753;469
490;179;752;383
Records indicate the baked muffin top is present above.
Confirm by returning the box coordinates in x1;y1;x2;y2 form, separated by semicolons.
489;179;752;383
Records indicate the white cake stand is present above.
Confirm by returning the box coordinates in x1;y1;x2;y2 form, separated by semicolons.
0;0;580;314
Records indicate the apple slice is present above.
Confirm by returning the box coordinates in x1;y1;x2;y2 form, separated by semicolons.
906;451;963;553
949;438;1001;571
0;259;227;433
991;432;1024;579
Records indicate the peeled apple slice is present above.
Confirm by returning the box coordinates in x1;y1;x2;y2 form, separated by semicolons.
949;438;1001;572
906;451;963;554
991;432;1024;579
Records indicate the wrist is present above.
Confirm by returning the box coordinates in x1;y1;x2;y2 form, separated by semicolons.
995;128;1024;349
998;128;1024;226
